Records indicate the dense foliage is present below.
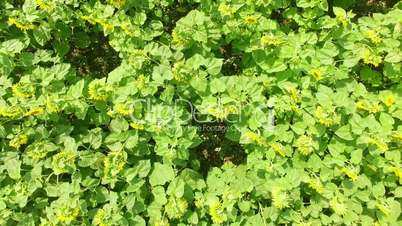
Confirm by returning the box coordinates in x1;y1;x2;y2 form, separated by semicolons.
0;0;402;225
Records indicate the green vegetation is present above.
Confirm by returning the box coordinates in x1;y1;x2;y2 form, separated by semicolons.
0;0;401;225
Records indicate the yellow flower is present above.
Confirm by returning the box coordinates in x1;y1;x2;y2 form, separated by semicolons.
56;208;79;223
355;101;367;111
194;196;205;208
130;122;145;130
88;79;110;101
121;23;136;36
115;103;132;116
103;151;126;180
9;134;28;149
26;141;49;160
383;95;395;107
218;3;235;16
366;30;382;44
362;48;382;67
315;106;335;126
336;16;348;26
99;21;114;31
295;135;313;155
81;16;114;31
52;150;77;174
310;69;322;81
245;15;257;25
391;132;402;141
207;106;235;120
93;209;106;226
154;219;170;226
369;103;382;113
290;103;300;113
308;179;324;194
108;0;126;8
7;17;35;31
24;107;44;117
330;197;347;215
260;34;282;47
7;17;17;25
171;30;187;45
46;97;60;113
375;202;390;216
80;16;96;25
35;0;53;11
391;167;402;179
244;131;266;146
340;167;359;181
356;100;382;113
270;142;285;157
368;138;388;153
0;106;22;118
134;74;146;90
272;188;289;209
209;200;227;224
172;62;186;81
287;87;301;103
12;83;34;98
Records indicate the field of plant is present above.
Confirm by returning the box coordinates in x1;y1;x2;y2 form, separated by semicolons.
0;0;401;225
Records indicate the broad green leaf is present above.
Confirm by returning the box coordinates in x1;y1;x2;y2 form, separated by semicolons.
149;163;175;186
0;53;14;76
210;78;226;94
5;157;21;180
253;50;287;73
335;125;354;141
205;58;223;75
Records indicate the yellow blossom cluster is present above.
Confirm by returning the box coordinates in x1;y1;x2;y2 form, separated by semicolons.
7;17;35;31
366;30;382;44
355;100;382;113
340;167;359;181
260;34;283;47
362;48;382;67
9;134;28;149
367;138;388;153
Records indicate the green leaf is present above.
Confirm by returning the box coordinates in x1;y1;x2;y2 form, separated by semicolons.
210;78;226;94
110;118;129;132
152;64;173;84
333;7;346;18
149;163;175;186
5;157;21;180
52;63;71;80
253;50;287;73
360;67;382;87
379;113;394;130
67;100;89;120
205;58;222;75
350;149;362;164
335;125;354;141
1;39;26;55
384;52;401;63
67;80;85;98
0;53;14;76
372;183;385;198
33;26;52;46
190;76;207;92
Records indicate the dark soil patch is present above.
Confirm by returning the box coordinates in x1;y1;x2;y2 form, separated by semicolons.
219;43;243;76
161;1;200;34
191;121;246;177
333;0;399;17
64;34;121;77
